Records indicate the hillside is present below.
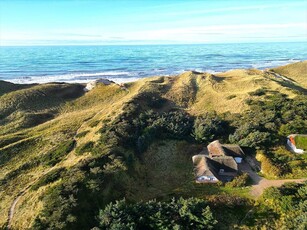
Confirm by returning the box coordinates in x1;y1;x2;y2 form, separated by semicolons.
0;62;306;229
272;60;307;88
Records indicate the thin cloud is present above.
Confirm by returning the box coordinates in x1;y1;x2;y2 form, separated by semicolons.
162;2;306;17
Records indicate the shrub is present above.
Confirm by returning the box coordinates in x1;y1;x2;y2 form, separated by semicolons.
75;141;95;155
89;120;100;127
249;88;266;96
256;150;283;178
226;94;236;100
41;140;75;166
31;167;66;190
193;112;226;143
75;130;90;138
97;198;217;229
225;173;250;187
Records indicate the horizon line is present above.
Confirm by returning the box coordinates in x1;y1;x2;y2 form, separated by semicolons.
1;40;307;47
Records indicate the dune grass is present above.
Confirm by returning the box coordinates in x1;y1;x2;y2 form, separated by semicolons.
272;60;307;88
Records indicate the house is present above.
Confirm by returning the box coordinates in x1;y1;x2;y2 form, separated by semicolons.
287;134;306;154
207;140;244;163
192;140;245;183
192;155;238;183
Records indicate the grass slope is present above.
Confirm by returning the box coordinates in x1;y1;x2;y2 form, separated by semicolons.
272;60;307;88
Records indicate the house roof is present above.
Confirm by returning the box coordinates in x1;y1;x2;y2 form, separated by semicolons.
207;140;244;157
207;140;226;156
192;155;238;180
192;155;217;178
208;156;238;172
222;144;245;157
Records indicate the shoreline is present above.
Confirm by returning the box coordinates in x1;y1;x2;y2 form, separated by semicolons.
1;60;305;85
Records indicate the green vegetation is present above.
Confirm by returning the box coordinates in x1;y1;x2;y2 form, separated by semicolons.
75;130;90;138
226;94;236;100
295;136;307;151
193;112;227;143
256;150;284;178
244;182;307;229
256;145;307;179
229;94;307;149
41;140;75;166
89;119;100;127
97;198;217;230
0;80;31;96
248;88;266;96
225;173;250;187
75;141;95;155
31;167;66;191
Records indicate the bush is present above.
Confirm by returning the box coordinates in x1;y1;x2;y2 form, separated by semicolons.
249;88;266;96
75;130;90;138
193;112;226;143
226;94;236;100
256;150;283;178
225;173;250;187
41;140;75;166
75;141;95;155
89;120;100;127
97;198;217;229
31;167;66;190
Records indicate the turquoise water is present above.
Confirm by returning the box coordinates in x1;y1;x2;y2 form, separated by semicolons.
0;42;306;83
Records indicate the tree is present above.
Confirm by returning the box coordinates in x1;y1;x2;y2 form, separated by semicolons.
193;112;225;143
97;198;217;230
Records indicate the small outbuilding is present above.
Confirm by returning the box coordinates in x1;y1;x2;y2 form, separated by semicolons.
287;134;306;154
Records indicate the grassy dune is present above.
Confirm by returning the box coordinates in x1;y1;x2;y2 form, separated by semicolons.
0;62;306;229
272;60;307;88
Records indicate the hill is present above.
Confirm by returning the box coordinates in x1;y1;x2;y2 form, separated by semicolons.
0;62;306;229
272;60;307;88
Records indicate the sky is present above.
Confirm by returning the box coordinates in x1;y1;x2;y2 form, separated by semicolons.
0;0;306;46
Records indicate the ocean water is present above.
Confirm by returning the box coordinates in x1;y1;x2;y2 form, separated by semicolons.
0;42;306;84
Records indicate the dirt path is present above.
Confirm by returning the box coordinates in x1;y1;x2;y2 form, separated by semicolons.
7;187;30;230
266;70;296;84
250;178;306;197
240;157;306;198
5;166;57;230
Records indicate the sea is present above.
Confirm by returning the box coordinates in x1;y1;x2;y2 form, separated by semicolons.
0;42;306;84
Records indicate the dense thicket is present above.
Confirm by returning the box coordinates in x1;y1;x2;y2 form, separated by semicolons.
229;94;307;148
97;198;217;230
256;182;307;229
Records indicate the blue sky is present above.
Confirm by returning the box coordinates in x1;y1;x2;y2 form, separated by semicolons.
0;0;306;45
